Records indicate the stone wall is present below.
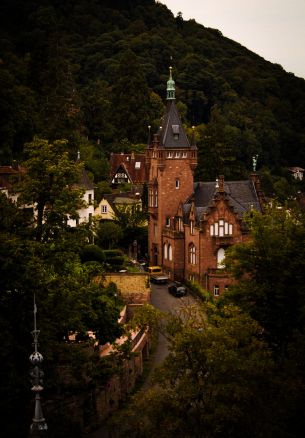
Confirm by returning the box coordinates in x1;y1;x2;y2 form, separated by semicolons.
96;272;151;304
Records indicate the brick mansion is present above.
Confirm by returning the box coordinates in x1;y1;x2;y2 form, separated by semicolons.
146;68;265;295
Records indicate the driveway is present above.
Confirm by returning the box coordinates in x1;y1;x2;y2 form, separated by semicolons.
143;282;198;387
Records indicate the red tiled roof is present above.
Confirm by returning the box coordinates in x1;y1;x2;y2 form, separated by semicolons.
109;153;147;184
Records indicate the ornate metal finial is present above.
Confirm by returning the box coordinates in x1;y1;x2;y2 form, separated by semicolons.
29;295;48;436
252;154;258;172
166;66;175;100
191;126;196;147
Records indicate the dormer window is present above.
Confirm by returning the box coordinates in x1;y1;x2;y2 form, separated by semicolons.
172;125;179;140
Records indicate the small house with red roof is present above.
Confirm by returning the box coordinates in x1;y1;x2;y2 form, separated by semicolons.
109;152;147;189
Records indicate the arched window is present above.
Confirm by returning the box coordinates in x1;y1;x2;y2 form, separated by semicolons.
163;243;168;260
154;190;158;207
168;244;172;261
217;248;225;268
189;244;196;265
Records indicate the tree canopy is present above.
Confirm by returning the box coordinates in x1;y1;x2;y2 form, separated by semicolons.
0;0;305;184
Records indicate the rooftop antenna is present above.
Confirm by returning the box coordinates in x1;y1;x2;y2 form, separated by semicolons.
29;294;48;436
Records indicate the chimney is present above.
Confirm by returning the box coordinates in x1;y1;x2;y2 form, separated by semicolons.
250;173;265;211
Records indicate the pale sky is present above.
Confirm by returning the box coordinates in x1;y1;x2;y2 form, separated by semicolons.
161;0;305;79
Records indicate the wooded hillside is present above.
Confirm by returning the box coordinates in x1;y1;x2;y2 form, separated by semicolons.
1;0;305;183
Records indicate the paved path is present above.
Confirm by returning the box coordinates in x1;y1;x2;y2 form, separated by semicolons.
143;283;197;388
86;283;197;437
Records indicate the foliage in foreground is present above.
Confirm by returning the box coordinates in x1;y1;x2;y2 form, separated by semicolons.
114;206;305;438
0;142;123;436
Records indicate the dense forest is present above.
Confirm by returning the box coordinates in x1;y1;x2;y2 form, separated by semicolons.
1;0;305;189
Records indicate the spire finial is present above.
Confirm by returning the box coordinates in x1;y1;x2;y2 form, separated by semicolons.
191;125;196;147
252;154;258;172
147;125;151;147
167;66;175;100
29;295;48;436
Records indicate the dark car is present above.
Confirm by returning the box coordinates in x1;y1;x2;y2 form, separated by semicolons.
168;282;187;297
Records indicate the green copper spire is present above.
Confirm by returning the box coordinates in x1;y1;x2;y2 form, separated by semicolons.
166;66;175;100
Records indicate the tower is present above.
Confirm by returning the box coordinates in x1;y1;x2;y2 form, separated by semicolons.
146;67;197;270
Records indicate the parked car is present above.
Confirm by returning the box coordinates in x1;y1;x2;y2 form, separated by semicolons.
148;266;169;284
168;282;187;297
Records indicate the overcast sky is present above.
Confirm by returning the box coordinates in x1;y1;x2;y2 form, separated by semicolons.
160;0;305;79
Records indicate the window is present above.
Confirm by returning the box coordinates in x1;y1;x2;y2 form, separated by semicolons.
175;151;180;158
89;213;92;224
217;248;225;268
189;244;196;265
224;285;229;292
168;244;173;261
219;219;224;237
154;223;157;237
167;152;173;158
101;204;107;214
172;125;179;140
88;193;92;205
154;190;158;207
175;179;180;189
190;220;195;235
163;243;168;260
210;220;233;236
214;285;220;296
166;217;170;227
182;151;187;158
189;274;195;283
149;189;153;207
135;161;141;169
178;217;183;231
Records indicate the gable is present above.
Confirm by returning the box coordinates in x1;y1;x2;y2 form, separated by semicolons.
109;153;147;184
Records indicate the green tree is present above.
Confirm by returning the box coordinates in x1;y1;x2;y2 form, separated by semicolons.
18;137;84;241
111;50;150;143
95;221;124;249
224;206;305;353
117;303;274;438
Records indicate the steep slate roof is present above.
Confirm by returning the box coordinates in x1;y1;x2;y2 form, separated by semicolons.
77;168;94;190
159;101;191;149
183;180;262;224
109;153;147;184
